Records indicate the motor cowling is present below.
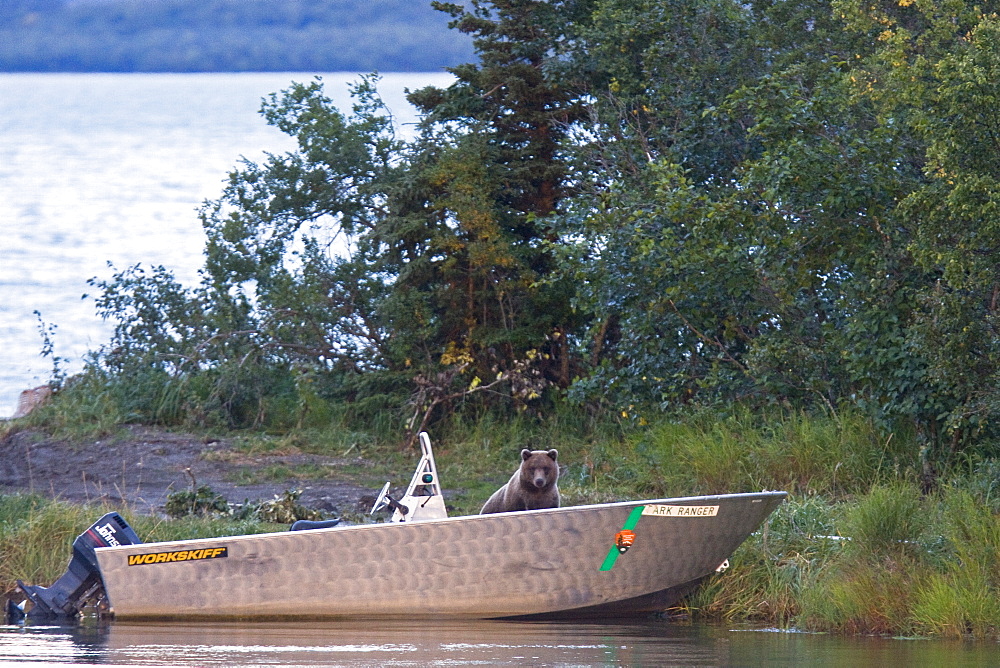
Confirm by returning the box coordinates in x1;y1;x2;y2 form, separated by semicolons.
13;512;142;620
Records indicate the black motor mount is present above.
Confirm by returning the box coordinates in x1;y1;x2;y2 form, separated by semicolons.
11;512;142;621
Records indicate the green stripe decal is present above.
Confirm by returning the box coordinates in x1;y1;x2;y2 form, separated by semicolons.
599;505;645;571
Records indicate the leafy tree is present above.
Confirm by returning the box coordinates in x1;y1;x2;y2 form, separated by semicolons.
81;79;401;428
77;0;1000;461
836;0;1000;452
200;76;399;372
86;2;589;430
559;0;1000;460
554;0;772;409
555;1;910;414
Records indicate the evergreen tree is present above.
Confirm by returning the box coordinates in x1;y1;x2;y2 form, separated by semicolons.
386;0;590;387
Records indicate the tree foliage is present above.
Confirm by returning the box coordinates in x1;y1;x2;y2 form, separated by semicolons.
83;0;1000;459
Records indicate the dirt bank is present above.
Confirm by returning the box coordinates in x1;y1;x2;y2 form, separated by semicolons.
0;425;381;518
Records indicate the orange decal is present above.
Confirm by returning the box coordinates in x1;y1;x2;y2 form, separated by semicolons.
615;529;636;553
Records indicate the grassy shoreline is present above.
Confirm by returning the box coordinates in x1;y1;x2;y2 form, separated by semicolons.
2;407;998;639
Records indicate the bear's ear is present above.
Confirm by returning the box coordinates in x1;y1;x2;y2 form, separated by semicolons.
547;449;558;461
521;449;532;461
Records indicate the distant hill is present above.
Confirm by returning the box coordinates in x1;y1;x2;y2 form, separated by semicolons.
0;0;474;72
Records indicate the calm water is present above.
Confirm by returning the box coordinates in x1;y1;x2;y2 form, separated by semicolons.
1;618;997;667
0;72;449;417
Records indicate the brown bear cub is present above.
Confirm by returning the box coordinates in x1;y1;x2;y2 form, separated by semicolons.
480;449;560;514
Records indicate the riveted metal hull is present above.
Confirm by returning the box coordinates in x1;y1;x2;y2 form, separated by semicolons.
94;491;785;620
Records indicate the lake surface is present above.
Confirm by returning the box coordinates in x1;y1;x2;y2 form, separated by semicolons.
0;72;449;417
2;617;997;667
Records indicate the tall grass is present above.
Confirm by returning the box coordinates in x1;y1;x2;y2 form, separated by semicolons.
909;487;1000;639
623;408;914;499
840;482;924;557
0;497;107;592
10;374;126;439
705;478;1000;639
795;484;927;634
686;495;842;626
0;494;278;599
800;553;925;635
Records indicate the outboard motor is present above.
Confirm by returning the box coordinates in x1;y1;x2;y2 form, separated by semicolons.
12;512;142;621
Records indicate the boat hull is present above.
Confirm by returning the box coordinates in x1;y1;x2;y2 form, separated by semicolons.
95;491;785;620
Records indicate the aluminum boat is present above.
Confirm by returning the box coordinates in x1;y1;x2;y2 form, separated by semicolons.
8;433;785;621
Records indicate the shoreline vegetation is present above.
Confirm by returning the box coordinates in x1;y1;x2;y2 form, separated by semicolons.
2;404;999;640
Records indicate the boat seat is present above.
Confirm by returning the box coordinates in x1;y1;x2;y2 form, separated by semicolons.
289;518;341;531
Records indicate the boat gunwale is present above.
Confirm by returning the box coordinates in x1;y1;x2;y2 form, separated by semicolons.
94;490;788;554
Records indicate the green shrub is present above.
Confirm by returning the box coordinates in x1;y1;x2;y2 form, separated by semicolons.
164;485;231;518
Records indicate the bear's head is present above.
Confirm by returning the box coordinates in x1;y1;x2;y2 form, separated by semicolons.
519;448;559;490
